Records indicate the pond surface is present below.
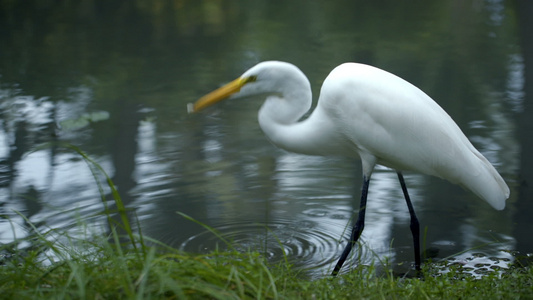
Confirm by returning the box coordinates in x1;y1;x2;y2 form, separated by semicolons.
1;0;532;277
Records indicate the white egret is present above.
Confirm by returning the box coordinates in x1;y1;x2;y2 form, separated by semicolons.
188;61;510;276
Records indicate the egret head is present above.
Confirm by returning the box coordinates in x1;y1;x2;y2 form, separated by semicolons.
188;61;310;114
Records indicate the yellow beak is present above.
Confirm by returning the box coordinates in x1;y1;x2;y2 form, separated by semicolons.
187;77;248;113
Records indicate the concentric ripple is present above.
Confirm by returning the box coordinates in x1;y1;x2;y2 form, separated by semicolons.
179;218;363;276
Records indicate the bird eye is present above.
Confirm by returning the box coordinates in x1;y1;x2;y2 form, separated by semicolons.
245;76;257;83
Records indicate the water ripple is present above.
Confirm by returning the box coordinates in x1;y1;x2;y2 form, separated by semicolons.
179;218;355;276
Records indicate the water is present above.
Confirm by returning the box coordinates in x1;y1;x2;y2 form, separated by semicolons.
1;0;531;277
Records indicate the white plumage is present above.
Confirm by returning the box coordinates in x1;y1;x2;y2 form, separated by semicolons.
189;60;509;274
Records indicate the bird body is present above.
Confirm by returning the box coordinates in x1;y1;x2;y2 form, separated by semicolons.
319;63;509;210
189;60;510;274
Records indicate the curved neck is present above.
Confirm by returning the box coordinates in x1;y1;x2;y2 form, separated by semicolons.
258;96;350;156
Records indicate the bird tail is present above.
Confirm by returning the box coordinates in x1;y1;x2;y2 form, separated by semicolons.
463;151;509;210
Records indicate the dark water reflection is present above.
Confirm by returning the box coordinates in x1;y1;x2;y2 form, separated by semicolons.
1;0;530;277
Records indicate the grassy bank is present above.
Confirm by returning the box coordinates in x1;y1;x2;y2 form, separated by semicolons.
1;230;532;299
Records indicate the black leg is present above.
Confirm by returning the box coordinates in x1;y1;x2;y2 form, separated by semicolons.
332;175;370;276
397;172;421;272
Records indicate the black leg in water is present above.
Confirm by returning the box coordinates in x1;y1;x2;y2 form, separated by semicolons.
332;173;422;277
397;172;421;272
331;175;370;276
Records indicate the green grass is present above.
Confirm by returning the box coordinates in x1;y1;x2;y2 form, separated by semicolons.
1;144;531;299
1;229;532;299
0;232;284;299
